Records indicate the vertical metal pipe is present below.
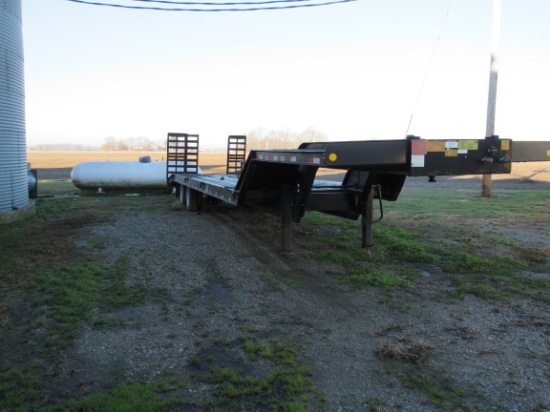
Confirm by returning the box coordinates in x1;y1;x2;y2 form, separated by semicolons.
482;0;502;198
361;185;374;248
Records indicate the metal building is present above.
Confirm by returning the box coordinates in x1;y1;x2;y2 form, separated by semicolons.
0;0;34;223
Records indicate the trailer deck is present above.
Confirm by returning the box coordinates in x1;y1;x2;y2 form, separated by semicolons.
167;133;550;251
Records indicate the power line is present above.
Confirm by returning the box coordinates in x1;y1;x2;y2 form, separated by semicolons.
404;4;452;138
132;0;316;5
66;0;356;12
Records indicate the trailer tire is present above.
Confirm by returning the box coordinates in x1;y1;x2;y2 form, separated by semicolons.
186;188;200;212
178;185;186;204
200;194;211;212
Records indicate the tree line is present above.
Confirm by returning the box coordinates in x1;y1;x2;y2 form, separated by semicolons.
246;127;327;150
28;128;327;152
101;136;166;151
102;128;327;151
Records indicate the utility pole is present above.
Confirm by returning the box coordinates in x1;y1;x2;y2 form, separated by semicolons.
482;0;502;197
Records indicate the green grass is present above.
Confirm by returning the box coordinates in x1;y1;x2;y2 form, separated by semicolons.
35;180;78;197
258;263;302;290
0;193;175;411
0;228;25;278
203;365;315;412
388;188;550;220
239;334;300;366
392;368;484;411
33;258;147;347
0;368;44;412
2;184;548;411
2;360;318;412
180;332;324;411
36;179;172;199
308;217;430;289
195;334;320;412
2;191;324;411
348;268;412;288
41;382;178;412
302;188;550;301
34;195;163;223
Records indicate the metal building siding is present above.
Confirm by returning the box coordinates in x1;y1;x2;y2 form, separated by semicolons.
0;0;29;213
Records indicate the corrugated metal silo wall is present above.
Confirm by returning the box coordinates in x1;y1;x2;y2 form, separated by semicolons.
0;0;29;214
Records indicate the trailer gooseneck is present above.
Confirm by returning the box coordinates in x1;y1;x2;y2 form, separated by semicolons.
167;133;550;252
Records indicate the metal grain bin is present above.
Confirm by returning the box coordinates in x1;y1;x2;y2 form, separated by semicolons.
0;0;31;219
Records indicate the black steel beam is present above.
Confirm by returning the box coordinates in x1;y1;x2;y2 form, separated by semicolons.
512;141;550;162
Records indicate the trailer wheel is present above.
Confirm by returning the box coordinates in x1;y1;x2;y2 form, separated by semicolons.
186;188;200;212
200;194;211;211
178;185;186;204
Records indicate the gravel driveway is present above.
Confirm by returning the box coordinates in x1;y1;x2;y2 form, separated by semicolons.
41;203;550;410
5;162;549;410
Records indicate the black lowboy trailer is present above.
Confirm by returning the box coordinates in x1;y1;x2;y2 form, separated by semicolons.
166;133;550;252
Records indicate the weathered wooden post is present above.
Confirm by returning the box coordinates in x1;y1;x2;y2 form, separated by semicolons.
482;0;502;197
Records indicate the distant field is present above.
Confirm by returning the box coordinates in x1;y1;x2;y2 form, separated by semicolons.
452;161;550;183
27;151;550;183
27;151;227;169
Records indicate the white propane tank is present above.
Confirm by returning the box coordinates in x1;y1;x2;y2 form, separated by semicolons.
71;161;170;190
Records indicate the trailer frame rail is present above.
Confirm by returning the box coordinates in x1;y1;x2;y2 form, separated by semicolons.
167;134;550;252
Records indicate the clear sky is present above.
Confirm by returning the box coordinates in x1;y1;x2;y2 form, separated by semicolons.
22;0;550;149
